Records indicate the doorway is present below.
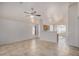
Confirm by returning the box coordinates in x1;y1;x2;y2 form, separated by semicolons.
56;25;67;48
32;24;40;39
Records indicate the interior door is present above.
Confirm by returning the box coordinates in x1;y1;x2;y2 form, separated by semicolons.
67;3;79;47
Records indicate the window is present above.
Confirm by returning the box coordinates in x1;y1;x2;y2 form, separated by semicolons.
50;25;54;31
32;25;35;35
57;25;66;34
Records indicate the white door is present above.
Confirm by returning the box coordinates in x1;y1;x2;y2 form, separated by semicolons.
67;3;79;47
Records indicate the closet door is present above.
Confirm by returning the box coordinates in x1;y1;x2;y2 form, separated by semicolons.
68;3;79;47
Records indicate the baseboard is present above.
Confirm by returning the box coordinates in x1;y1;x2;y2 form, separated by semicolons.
0;38;33;46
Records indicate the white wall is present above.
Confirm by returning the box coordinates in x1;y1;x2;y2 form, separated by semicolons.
0;2;34;45
0;2;68;44
40;31;57;43
0;19;32;45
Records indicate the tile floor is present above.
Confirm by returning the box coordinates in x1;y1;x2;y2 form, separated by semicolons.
0;39;79;56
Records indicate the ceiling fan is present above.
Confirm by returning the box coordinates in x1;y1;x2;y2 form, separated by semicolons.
24;8;41;17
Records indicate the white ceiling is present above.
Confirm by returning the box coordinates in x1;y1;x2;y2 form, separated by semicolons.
0;2;69;24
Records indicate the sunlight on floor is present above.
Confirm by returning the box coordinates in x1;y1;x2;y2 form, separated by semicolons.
58;36;69;48
31;39;36;52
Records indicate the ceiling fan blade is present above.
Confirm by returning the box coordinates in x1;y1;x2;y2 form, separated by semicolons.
24;8;41;17
24;11;30;14
35;15;41;16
